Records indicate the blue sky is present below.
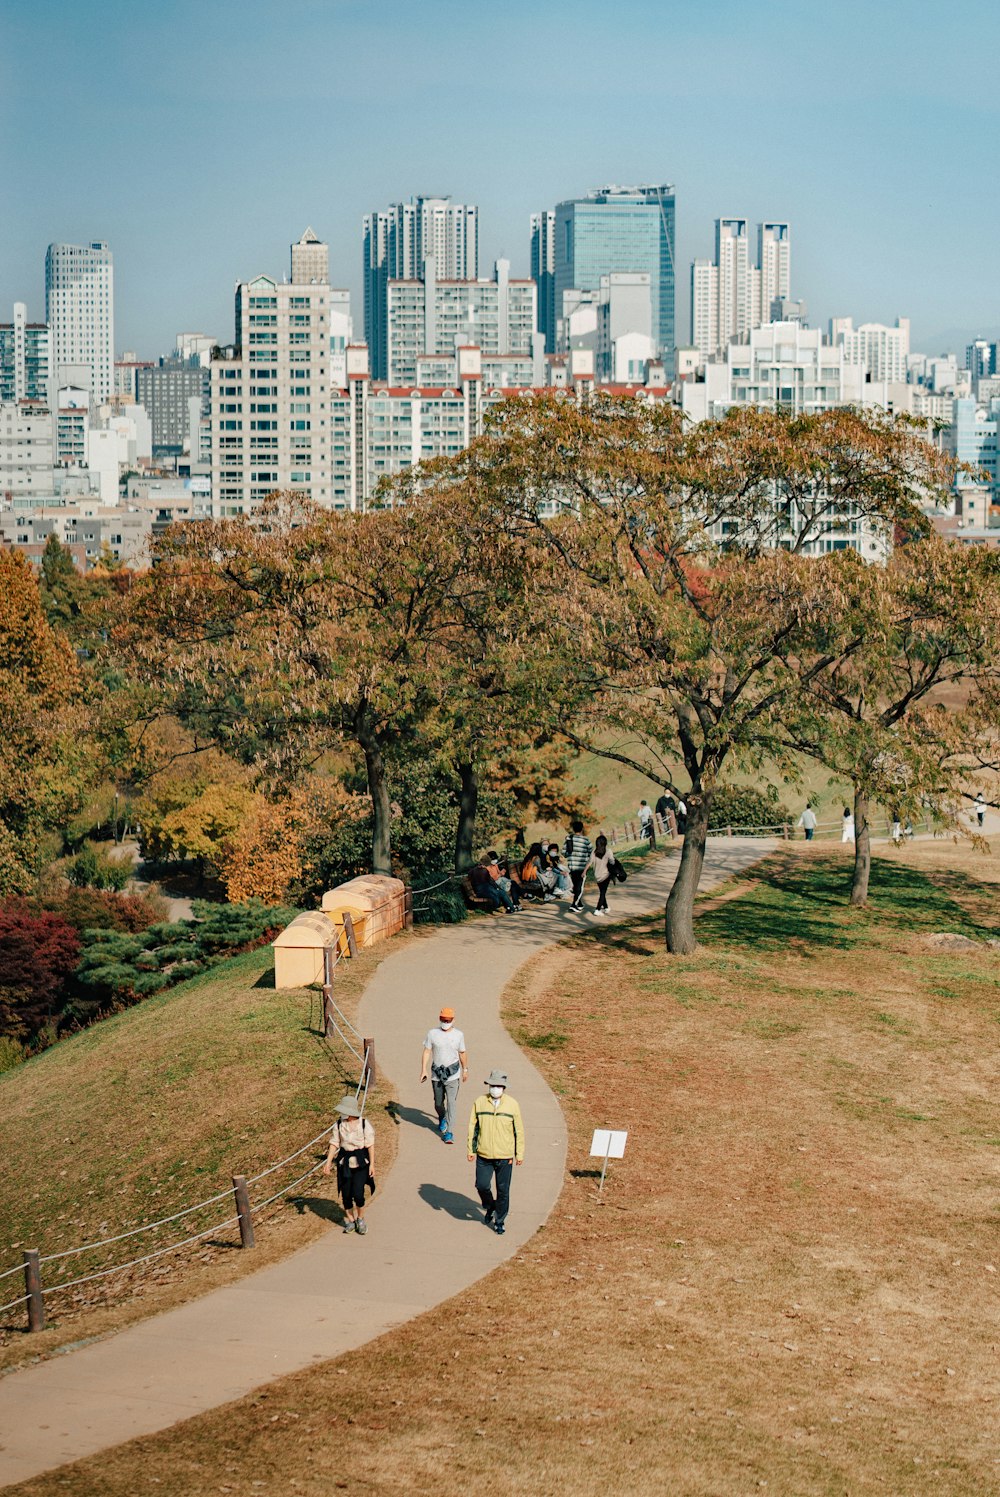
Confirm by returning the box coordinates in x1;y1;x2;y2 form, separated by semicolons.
1;0;997;358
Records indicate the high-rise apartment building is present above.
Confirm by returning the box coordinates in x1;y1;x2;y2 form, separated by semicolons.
758;223;791;323
385;258;537;387
45;242;114;402
691;220;791;359
551;185;676;376
363;196;479;379
0;303;50;404
830;317;910;384
530;209;557;352
209;233;332;513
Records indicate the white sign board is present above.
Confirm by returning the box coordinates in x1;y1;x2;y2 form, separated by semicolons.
590;1129;628;1160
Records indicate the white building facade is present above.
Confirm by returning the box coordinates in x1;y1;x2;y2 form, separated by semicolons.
691;220;792;360
45;242;115;403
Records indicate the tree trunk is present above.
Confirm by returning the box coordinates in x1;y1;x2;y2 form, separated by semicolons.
357;720;392;875
850;787;871;907
454;761;479;873
664;792;710;954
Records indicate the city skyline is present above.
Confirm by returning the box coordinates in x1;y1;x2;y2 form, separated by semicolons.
2;0;999;359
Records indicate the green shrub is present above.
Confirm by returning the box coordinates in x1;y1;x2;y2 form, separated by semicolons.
67;844;132;891
413;880;467;926
0;1035;26;1072
132;971;170;995
707;784;792;835
168;960;204;982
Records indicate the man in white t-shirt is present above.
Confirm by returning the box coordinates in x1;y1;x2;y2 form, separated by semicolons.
420;1006;468;1144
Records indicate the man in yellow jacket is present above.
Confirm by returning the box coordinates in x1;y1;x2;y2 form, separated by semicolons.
467;1068;524;1237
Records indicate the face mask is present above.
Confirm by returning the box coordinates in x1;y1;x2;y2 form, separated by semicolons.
439;1021;453;1030
489;1086;504;1099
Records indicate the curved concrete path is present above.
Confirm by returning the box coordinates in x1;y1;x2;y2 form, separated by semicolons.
0;838;771;1489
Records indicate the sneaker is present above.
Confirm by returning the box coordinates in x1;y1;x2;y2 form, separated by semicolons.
570;903;583;913
443;1131;454;1144
438;1116;448;1134
543;893;555;902
594;909;607;917
342;1220;355;1234
355;1219;368;1235
494;1222;505;1236
484;1207;495;1226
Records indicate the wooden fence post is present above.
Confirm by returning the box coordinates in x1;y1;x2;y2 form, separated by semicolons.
403;886;413;930
322;947;335;1038
726;825;733;837
782;822;789;840
232;1175;256;1249
343;911;359;958
362;1037;376;1088
648;822;657;850
23;1249;45;1333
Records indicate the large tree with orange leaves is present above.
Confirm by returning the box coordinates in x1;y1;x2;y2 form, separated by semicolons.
0;550;89;893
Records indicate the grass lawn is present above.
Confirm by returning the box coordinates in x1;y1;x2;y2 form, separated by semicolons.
0;938;406;1370
19;840;1000;1496
560;741;852;835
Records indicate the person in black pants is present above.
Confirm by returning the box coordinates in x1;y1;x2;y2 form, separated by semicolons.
588;834;617;916
564;820;593;912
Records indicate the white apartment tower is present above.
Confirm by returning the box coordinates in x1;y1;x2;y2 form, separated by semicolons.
363;196;479;379
830;317;911;384
691;220;792;359
758;223;791;322
210;233;332;513
45;242;115;402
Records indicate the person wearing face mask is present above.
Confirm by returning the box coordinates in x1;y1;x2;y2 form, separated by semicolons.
467;1069;524;1236
420;1007;468;1144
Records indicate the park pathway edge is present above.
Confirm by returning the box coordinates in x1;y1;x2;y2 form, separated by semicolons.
0;838;772;1489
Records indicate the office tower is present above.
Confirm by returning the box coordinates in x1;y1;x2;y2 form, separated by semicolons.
830;317;910;384
0;303;50;403
552;184;676;376
384;258;536;387
210;234;333;513
530;209;557;351
691;220;792;359
363;196;479;379
45;242;115;402
291;227;329;284
758;222;790;321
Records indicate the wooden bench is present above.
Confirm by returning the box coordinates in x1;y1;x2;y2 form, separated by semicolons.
459;874;494;912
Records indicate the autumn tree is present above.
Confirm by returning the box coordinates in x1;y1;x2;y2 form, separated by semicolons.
122;494;475;876
453;395;954;952
787;538;1000;904
0;550;90;893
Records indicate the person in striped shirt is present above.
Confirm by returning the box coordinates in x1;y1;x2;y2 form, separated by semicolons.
563;820;593;912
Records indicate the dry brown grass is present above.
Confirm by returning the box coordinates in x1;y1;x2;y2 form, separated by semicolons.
8;843;1000;1495
0;938;409;1371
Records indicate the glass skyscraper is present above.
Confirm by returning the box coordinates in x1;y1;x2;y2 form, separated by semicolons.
553;184;676;376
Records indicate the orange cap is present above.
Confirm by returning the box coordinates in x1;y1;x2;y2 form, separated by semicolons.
439;1007;455;1021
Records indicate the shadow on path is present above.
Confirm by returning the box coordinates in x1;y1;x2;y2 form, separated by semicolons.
417;1183;482;1222
388;1101;444;1135
289;1195;345;1225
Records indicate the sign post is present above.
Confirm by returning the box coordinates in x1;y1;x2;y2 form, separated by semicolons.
589;1128;628;1192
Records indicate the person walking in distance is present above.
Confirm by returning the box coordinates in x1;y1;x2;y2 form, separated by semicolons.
638;799;654;841
564;819;593;912
588;833;619;916
323;1096;375;1235
841;806;855;843
468;1069;524;1235
420;1006;468;1144
975;792;986;829
797;802;817;841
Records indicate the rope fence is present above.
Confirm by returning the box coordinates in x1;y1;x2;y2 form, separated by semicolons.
1;920;378;1338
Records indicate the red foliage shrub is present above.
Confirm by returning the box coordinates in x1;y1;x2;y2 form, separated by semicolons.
42;886;167;934
0;901;81;1036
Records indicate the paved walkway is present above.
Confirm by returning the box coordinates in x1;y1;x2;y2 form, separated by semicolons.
0;839;771;1489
